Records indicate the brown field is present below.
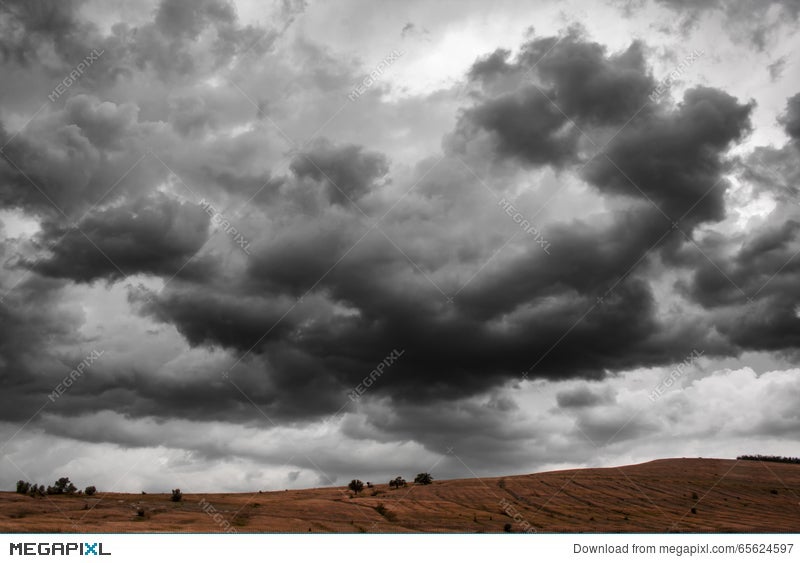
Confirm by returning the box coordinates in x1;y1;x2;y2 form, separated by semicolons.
1;458;799;533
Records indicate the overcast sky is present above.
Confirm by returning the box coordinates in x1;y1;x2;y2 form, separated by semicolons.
1;0;799;494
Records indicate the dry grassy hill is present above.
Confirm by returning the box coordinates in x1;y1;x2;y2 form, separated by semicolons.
1;458;798;533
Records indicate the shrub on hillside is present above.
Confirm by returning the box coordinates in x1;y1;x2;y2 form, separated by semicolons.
47;477;77;495
171;489;183;502
84;486;97;496
16;481;30;495
414;473;433;485
737;455;800;465
348;479;364;495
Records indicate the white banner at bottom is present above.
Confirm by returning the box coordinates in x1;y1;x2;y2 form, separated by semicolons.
2;533;798;562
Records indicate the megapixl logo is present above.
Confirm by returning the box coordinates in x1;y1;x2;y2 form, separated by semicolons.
9;542;111;556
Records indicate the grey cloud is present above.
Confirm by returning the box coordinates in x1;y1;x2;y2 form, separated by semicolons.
93;32;752;423
451;30;658;168
780;92;800;142
583;86;753;227
0;95;161;217
26;193;211;283
154;0;236;40
289;139;390;205
648;0;800;49
556;385;616;408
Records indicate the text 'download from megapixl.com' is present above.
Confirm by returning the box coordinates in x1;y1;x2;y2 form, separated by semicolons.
573;541;794;557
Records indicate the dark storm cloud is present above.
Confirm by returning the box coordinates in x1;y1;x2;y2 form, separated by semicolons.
451;31;657;167
676;94;800;352
141;205;659;407
438;33;752;374
26;194;211;283
0;274;87;422
137;223;704;420
345;397;553;470
289;139;390;205
452;86;581;167
522;36;654;125
0;95;160;217
583;86;753;226
0;277;74;378
125;0;270;79
0;0;92;68
0;0;299;91
0;8;792;452
139;286;299;353
780;93;800;142
454;211;670;319
680;210;800;350
0;0;264;424
114;31;752;421
467;49;513;83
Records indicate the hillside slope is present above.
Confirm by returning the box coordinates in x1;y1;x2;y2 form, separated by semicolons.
1;458;798;532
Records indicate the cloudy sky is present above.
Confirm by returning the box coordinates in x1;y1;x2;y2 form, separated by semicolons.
1;0;799;494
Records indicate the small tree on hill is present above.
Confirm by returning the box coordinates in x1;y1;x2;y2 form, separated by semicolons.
171;488;183;502
48;477;75;495
389;476;406;489
16;480;30;495
84;486;97;496
348;479;364;495
414;472;433;485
